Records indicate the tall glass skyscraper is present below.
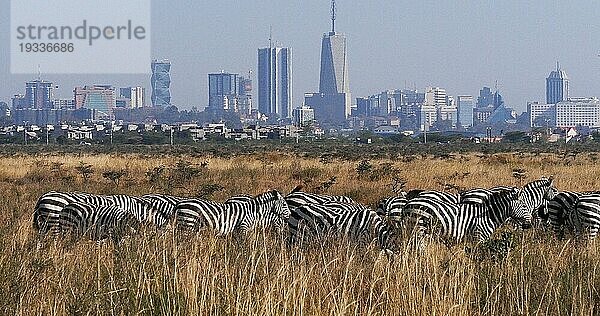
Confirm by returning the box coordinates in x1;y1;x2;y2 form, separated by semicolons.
258;46;292;118
546;63;569;104
304;0;351;125
151;59;171;107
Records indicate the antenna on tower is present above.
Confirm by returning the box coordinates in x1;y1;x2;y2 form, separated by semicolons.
331;0;336;33
269;25;273;49
37;64;41;81
557;61;560;71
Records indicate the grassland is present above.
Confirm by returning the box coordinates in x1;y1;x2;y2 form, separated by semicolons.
1;150;599;315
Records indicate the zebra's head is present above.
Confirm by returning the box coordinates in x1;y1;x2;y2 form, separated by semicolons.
504;188;534;229
254;190;291;220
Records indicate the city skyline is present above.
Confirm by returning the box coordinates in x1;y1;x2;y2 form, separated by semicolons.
1;1;600;112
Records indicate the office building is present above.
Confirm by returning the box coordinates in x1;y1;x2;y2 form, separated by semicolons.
73;85;116;120
208;72;240;111
546;63;569;104
304;0;351;124
238;74;253;115
151;59;171;107
555;97;600;128
258;46;292;118
456;95;474;128
528;102;555;128
25;79;54;109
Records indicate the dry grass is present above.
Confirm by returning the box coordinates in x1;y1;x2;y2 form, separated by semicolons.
1;152;599;315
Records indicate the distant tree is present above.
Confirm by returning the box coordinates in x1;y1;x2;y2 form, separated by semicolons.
75;162;94;182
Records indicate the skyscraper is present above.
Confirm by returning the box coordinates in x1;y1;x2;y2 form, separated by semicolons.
258;46;292;119
25;79;54;109
456;95;474;128
546;62;569;104
151;59;171;107
208;72;240;111
304;0;351;125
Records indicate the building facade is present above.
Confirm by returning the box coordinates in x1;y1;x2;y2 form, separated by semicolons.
151;59;171;107
555;97;600;128
293;105;315;127
120;87;145;108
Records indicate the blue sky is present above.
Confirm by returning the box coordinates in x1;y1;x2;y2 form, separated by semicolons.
1;0;600;112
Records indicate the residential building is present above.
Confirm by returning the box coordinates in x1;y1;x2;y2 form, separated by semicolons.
293;105;315;127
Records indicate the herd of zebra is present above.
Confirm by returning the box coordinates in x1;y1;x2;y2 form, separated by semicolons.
30;176;600;252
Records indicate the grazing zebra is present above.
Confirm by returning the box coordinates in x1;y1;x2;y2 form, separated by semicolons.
285;188;355;211
59;202;141;242
565;194;600;240
174;190;290;235
376;196;408;229
403;188;523;244
33;191;113;235
107;195;169;228
288;201;391;251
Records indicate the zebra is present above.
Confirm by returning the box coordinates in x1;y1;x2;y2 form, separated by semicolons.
288;201;391;251
543;190;580;237
59;202;141;242
403;187;523;244
107;195;169;228
174;190;290;235
570;194;600;240
33;191;113;235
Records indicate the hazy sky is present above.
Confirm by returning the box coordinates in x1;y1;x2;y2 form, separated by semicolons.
1;0;600;112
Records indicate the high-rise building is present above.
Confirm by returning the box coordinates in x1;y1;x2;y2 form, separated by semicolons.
456;95;474;128
424;87;447;107
546;63;569;104
151;59;171;107
477;87;494;108
304;0;351;125
208;72;240;111
258;46;292;118
74;85;116;120
120;87;145;108
25;79;54;109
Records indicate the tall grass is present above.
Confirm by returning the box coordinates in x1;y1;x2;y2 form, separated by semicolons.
0;152;599;315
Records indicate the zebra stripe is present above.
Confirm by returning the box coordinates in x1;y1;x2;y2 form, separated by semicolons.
543;190;580;236
288;202;390;250
407;190;459;204
174;190;290;235
376;196;407;228
571;194;600;240
142;194;187;222
59;202;140;241
285;191;355;210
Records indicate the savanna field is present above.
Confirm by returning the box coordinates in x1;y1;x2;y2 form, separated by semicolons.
1;149;600;315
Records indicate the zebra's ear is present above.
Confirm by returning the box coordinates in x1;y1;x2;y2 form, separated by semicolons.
548;175;554;185
290;185;303;194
